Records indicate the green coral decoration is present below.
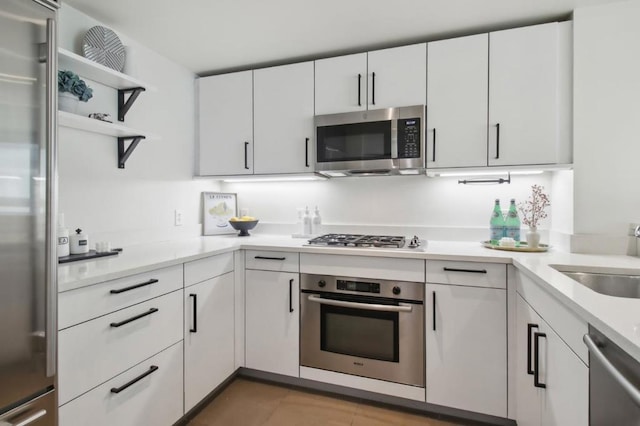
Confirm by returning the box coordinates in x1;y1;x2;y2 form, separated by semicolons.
58;70;93;102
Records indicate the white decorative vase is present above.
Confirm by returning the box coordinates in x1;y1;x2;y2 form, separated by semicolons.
58;92;79;113
526;226;541;248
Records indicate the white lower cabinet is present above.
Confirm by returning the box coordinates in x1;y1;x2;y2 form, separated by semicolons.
245;269;299;377
425;283;507;417
184;272;235;412
59;341;183;426
515;294;588;426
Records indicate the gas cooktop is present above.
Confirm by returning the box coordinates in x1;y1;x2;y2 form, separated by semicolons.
306;234;423;250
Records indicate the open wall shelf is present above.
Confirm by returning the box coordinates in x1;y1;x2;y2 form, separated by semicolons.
59;111;158;168
58;48;158;168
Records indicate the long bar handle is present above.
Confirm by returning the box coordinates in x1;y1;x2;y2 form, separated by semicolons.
432;291;436;331
443;267;487;274
110;365;159;394
527;323;539;375
5;409;47;426
254;256;286;261
305;137;310;167
289;279;294;313
110;279;158;294
307;295;413;313
584;334;640;407
110;308;158;328
244;141;250;169
45;17;58;379
371;72;376;105
189;294;198;333
533;332;547;388
432;128;436;162
357;74;362;106
495;123;500;159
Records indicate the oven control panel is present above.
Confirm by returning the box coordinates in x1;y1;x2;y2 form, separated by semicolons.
397;117;421;159
337;279;380;293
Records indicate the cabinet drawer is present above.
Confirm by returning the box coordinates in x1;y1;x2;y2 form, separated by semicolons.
245;250;299;272
59;265;183;330
59;341;183;426
426;260;506;289
58;290;183;405
301;253;424;283
184;252;234;287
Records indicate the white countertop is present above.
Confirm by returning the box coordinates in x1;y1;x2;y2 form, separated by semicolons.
58;234;640;363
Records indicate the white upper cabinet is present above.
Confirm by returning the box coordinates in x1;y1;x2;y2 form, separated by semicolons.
315;53;367;115
489;22;561;166
427;34;488;168
254;62;315;174
367;44;427;109
198;71;253;175
315;45;426;115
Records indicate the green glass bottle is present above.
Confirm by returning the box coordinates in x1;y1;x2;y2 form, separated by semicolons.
489;199;506;244
505;199;521;241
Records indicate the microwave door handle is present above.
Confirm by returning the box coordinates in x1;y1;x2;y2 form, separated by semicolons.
307;295;413;313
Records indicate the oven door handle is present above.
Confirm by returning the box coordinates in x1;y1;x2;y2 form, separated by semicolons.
307;295;413;313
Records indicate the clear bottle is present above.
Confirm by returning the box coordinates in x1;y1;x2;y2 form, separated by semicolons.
312;206;322;235
303;206;312;236
505;199;521;241
490;199;506;244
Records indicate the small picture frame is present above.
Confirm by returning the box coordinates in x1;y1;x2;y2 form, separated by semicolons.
202;192;237;235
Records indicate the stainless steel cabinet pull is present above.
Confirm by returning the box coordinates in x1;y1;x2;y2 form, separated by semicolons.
443;267;487;274
254;256;286;261
527;323;539;375
45;17;58;380
110;365;159;394
307;295;413;313
533;332;547;388
5;409;47;426
110;308;158;328
110;278;158;294
584;334;640;407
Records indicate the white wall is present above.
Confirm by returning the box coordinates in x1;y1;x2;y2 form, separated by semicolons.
573;0;640;253
58;6;220;247
222;173;557;242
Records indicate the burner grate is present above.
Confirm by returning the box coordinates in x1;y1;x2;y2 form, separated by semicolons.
307;234;406;249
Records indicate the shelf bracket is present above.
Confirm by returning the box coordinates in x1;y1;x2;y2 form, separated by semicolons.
118;136;145;169
118;87;146;122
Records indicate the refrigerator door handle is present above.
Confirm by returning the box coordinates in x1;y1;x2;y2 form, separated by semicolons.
4;409;47;426
45;16;58;379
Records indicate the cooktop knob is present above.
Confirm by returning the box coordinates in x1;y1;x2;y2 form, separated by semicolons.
392;286;401;295
318;280;326;288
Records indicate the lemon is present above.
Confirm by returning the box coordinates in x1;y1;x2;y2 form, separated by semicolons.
241;216;256;221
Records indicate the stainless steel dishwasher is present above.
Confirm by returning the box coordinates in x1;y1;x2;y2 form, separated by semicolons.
584;326;640;425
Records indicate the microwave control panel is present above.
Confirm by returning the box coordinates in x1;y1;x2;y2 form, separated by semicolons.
397;118;421;159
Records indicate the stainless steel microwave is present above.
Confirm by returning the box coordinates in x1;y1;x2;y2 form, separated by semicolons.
314;105;425;177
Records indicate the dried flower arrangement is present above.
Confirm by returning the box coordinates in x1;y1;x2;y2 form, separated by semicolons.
518;185;550;229
58;70;93;102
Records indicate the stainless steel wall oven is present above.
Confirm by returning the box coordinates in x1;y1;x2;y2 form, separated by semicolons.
300;274;424;387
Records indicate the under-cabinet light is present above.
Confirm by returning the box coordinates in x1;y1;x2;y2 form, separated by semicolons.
434;170;544;178
223;175;327;183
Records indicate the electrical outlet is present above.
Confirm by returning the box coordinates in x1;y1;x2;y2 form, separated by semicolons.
174;209;183;226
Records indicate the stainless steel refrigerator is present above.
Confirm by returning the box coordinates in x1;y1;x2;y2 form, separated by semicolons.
0;0;59;425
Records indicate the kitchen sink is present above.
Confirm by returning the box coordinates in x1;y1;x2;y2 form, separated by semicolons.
552;266;640;298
